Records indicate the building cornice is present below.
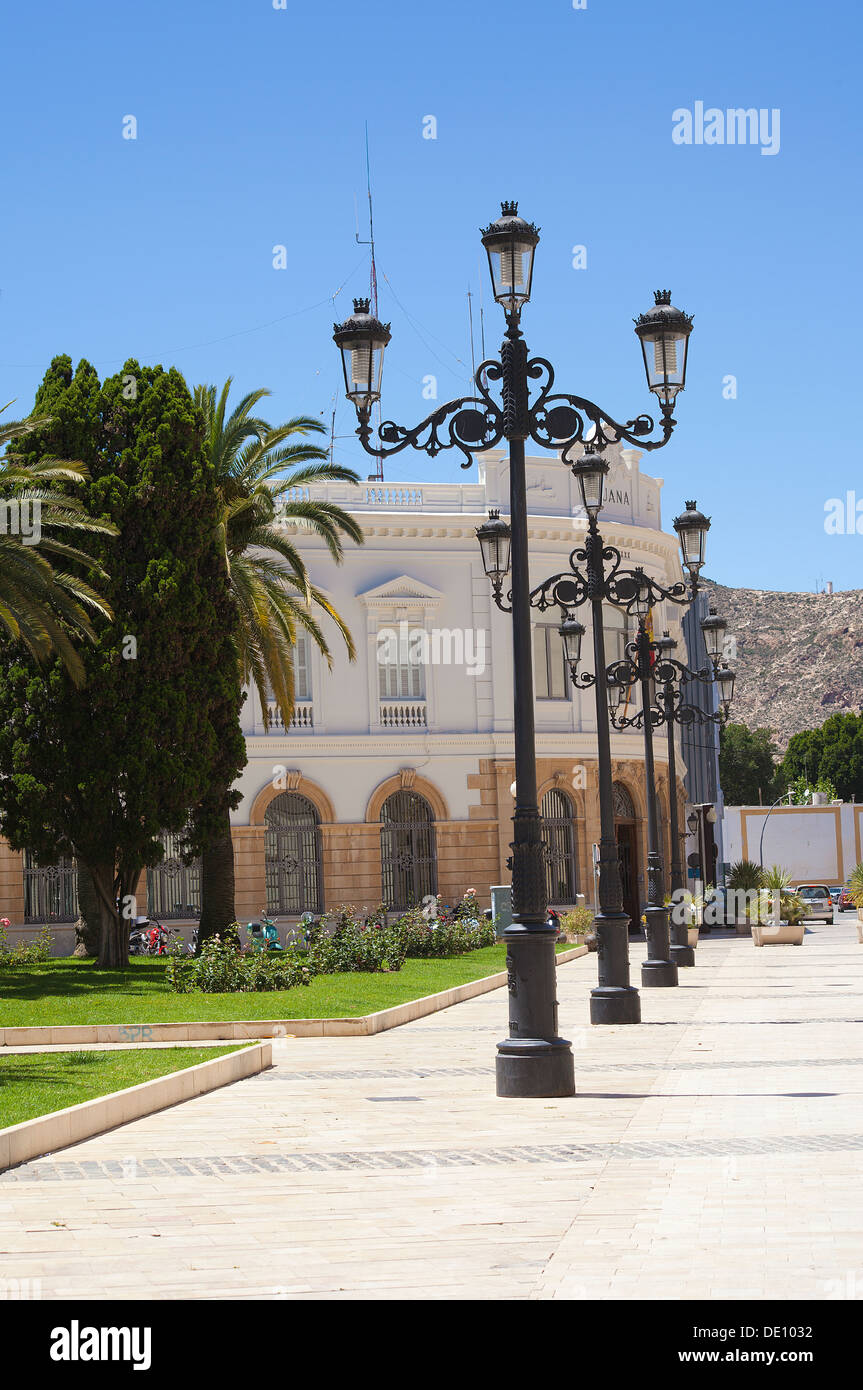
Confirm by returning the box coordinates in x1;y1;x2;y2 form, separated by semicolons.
243;730;668;763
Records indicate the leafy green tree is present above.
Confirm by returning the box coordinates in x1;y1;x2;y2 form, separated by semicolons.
786;773;838;805
779;713;863;803
193;381;362;943
0;401;116;682
718;722;779;805
0;357;246;966
777;728;823;794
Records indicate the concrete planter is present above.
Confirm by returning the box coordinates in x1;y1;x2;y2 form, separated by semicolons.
687;927;699;949
856;909;863;943
752;920;805;946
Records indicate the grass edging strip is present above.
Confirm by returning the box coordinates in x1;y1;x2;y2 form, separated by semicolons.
0;1041;272;1172
0;946;587;1045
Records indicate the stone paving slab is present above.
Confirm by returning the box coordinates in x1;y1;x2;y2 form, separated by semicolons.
2;923;863;1299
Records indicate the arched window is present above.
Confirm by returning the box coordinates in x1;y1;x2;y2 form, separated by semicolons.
265;793;322;915
541;788;578;904
380;791;437;910
147;832;201;920
612;782;636;821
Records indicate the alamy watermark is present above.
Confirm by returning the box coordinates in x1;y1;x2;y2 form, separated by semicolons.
0;498;41;544
668;887;781;928
825;492;863;535
672;103;780;157
377;622;486;677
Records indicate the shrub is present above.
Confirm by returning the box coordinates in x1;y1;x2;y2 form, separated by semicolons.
167;931;246;993
847;863;863;909
0;923;53;967
559;906;594;940
727;860;766;893
746;889;806;927
389;907;495;958
307;919;406;974
167;928;316;994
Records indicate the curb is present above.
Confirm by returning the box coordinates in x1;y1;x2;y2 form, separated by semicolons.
0;946;587;1045
0;1041;272;1172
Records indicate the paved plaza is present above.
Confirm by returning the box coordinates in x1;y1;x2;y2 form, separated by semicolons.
3;921;863;1300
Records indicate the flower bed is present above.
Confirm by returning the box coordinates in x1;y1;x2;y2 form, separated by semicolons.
167;893;497;995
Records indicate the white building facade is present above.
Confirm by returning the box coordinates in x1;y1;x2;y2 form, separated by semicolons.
226;442;691;926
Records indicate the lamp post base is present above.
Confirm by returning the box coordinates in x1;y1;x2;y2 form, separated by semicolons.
589;985;642;1025
495;1038;575;1098
670;942;696;967
641;959;679;987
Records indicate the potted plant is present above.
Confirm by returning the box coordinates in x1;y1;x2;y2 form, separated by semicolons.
748;878;807;946
726;860;766;935
688;885;715;947
847;863;863;943
665;888;705;948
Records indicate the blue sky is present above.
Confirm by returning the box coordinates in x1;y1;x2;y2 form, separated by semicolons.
2;0;861;592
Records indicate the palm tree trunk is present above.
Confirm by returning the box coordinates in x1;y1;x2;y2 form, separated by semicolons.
198;804;236;949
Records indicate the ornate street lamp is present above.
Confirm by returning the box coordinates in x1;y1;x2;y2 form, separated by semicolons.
335;201;693;1093
481;202;540;314
634;290;694;415
649;632;735;965
333;298;391;419
536;498;725;987
475;509;512;602
558;613;585;673
570;446;609;519
700;607;727;668
673;500;710;581
715;664;736;711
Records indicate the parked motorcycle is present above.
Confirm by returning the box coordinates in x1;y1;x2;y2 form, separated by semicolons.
128;916;180;956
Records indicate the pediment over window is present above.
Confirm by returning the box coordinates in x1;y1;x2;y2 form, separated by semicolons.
357;575;445;607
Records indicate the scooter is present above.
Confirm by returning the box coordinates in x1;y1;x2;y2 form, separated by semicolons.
246;909;284;953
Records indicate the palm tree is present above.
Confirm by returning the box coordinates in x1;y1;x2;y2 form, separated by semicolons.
193;381;363;942
0;402;116;685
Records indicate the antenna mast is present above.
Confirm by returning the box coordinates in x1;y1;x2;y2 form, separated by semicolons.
355;123;384;482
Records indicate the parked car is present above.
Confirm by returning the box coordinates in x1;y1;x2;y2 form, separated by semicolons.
839;886;855;913
795;884;834;924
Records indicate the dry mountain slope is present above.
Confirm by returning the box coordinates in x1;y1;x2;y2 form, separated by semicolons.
705;581;863;751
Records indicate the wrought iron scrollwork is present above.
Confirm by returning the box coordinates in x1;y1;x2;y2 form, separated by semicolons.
525;357;673;459
363;358;505;466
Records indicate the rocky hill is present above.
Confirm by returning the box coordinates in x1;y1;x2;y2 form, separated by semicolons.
704;581;863;751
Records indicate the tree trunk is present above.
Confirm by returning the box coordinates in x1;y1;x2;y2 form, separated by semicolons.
198;804;236;950
88;860;130;968
73;860;101;957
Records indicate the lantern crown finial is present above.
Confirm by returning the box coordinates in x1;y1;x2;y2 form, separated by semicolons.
655;289;672;305
353;296;371;314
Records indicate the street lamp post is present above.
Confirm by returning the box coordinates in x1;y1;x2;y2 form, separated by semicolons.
633;611;677;986
560;508;729;985
333;202;693;1094
651;630;735;964
547;497;713;991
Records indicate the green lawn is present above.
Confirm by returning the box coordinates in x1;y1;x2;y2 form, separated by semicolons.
0;943;577;1026
0;1046;240;1129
